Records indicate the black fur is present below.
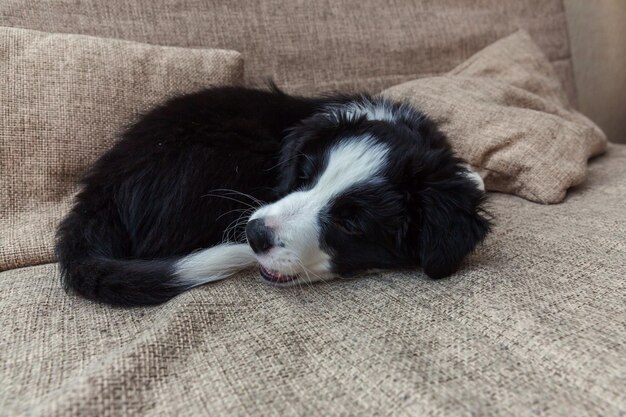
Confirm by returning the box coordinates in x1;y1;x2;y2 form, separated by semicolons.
56;86;490;306
280;99;490;278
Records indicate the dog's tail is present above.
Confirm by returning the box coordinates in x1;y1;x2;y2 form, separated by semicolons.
55;200;256;307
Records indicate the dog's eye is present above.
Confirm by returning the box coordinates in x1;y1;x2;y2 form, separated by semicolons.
297;155;316;183
334;217;363;236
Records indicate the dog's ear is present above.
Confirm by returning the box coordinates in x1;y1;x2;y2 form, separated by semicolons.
415;166;491;279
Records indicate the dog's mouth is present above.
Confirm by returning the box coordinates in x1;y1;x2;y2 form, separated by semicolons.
259;265;298;284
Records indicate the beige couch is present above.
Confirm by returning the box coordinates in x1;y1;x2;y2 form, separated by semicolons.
1;1;624;416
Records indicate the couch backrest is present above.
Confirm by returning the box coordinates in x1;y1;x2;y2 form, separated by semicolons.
1;0;576;102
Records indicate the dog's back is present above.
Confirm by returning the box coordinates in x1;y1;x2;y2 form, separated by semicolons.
56;87;335;305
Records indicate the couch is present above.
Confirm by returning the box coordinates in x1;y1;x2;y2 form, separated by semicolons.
1;1;624;416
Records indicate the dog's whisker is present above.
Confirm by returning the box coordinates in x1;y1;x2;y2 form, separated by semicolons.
221;210;253;244
201;193;258;210
221;216;242;240
229;219;249;243
294;257;323;294
285;262;303;294
207;188;266;206
216;207;255;222
263;153;300;172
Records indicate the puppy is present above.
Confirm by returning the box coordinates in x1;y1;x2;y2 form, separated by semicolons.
56;86;490;306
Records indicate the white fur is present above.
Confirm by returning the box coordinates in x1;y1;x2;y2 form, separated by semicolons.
249;136;389;283
342;101;396;122
174;243;256;287
325;98;422;125
462;163;485;192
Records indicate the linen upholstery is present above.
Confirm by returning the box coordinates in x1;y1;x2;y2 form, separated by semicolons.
0;0;577;103
1;1;624;416
381;31;607;204
1;144;625;417
0;26;243;271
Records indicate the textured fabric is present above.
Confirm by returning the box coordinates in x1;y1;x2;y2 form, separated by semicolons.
0;26;243;272
564;0;626;143
381;31;607;204
0;0;577;104
1;144;625;417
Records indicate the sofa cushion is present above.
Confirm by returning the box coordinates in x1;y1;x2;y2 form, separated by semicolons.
1;144;624;416
0;26;243;271
381;31;607;204
0;0;577;103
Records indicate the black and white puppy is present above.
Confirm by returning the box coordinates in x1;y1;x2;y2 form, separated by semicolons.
56;86;490;306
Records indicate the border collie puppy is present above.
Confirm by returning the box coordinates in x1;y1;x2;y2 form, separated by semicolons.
56;86;490;306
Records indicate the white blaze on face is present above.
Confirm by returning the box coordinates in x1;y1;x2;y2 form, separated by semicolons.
249;136;390;282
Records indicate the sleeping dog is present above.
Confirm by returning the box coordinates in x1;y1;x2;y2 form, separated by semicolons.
56;86;490;306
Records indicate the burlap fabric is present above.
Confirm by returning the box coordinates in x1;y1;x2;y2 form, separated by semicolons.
0;26;243;271
0;0;577;103
381;31;607;204
1;144;624;417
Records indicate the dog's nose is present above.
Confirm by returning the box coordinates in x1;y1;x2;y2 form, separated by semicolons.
246;218;274;254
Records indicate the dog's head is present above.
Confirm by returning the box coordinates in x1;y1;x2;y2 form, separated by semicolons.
246;97;490;285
